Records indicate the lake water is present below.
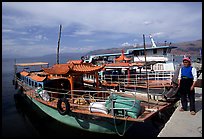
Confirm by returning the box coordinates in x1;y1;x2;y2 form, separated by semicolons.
2;55;190;137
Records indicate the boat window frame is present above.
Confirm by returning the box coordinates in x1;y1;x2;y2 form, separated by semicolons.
140;50;144;56
29;79;31;86
163;48;167;55
153;49;157;54
35;82;37;87
32;81;34;87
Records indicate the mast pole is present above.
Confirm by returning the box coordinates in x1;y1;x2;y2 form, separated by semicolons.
143;34;150;108
57;24;62;64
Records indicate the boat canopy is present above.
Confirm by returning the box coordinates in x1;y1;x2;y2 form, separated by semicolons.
43;63;105;75
115;49;131;62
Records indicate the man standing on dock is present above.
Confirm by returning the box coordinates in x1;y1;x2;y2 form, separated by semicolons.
178;57;197;115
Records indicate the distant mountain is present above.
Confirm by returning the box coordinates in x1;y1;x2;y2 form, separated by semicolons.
86;39;202;56
171;39;202;55
86;46;136;56
3;52;84;65
39;52;84;61
2;53;26;59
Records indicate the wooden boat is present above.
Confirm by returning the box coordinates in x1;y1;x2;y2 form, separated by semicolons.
13;62;174;136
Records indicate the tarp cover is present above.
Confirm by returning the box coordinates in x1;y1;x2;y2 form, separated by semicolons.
105;94;141;118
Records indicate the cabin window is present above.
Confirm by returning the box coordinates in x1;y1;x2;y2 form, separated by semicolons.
143;65;151;70
39;84;42;88
140;50;144;55
35;82;37;87
29;79;31;86
163;48;167;55
134;51;139;56
167;48;171;53
153;49;157;54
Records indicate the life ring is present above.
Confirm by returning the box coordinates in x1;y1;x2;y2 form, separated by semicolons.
57;98;70;115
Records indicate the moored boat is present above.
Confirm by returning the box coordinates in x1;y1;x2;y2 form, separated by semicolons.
81;35;178;102
13;61;174;136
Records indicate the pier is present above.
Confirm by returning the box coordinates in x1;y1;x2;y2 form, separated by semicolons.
158;87;202;137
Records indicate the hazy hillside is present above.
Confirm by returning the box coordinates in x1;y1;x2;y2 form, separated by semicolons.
86;39;202;56
3;52;85;65
171;39;202;55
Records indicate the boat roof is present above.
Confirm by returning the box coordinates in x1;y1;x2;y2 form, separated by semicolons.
20;71;30;76
29;74;46;82
105;62;130;68
87;45;177;58
43;63;105;75
67;60;82;64
127;45;177;52
115;50;132;61
15;62;49;67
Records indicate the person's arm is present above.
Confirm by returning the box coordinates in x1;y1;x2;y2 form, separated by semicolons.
178;68;182;88
190;67;197;91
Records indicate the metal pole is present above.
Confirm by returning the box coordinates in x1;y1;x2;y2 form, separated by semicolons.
57;24;62;64
143;34;150;108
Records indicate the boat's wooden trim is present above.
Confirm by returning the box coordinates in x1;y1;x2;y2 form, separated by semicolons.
71;102;171;122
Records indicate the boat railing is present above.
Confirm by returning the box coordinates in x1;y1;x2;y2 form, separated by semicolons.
134;54;174;62
16;78;142;118
100;71;174;87
40;87;140;117
15;76;163;119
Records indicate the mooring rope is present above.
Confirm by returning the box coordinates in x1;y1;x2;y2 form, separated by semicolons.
113;110;128;136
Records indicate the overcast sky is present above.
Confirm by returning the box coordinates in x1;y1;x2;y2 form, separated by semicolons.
2;2;202;57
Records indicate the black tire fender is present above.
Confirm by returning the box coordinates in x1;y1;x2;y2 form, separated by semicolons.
57;98;70;115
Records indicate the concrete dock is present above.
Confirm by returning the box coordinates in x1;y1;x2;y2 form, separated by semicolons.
158;87;202;137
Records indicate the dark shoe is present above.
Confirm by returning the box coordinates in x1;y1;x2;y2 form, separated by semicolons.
190;111;196;115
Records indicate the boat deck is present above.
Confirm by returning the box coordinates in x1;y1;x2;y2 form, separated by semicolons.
24;89;172;122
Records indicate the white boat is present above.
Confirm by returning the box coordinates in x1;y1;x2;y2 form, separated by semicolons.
81;35;178;101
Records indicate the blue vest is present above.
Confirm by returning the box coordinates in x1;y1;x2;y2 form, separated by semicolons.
181;66;193;79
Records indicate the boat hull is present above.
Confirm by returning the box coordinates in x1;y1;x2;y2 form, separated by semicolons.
24;93;134;135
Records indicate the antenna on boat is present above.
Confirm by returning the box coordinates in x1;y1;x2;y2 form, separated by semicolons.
143;34;150;108
57;24;62;64
149;34;157;48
